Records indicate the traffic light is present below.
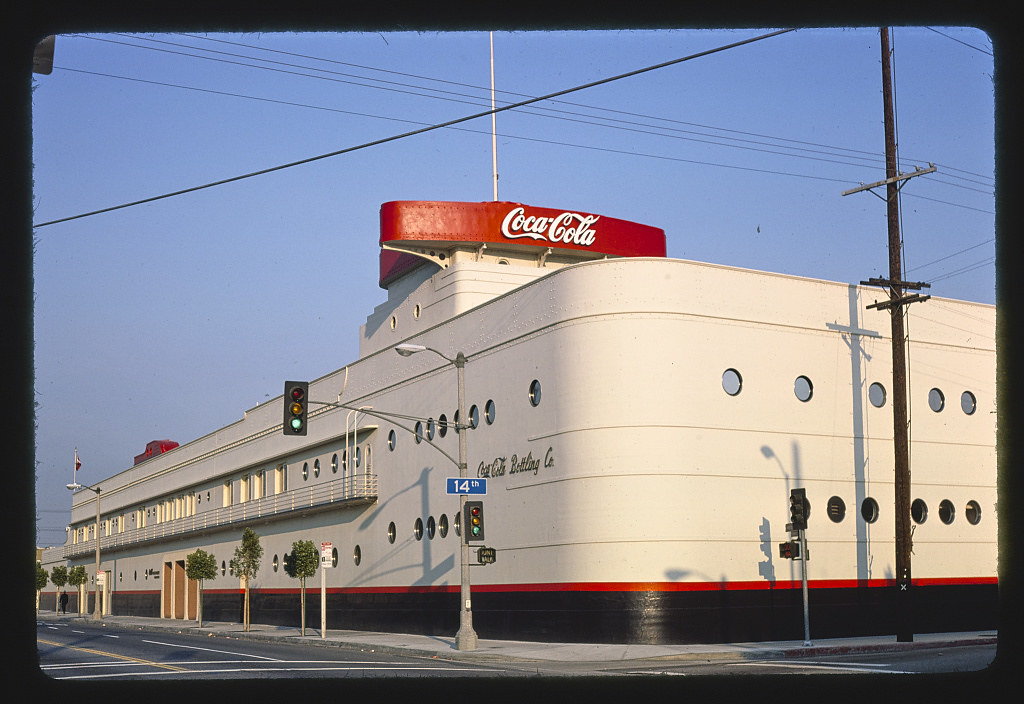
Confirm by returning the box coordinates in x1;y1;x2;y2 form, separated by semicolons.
789;488;808;531
284;381;308;436
779;541;801;560
465;501;484;542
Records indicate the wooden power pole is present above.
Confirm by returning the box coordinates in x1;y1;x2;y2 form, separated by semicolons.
842;27;934;643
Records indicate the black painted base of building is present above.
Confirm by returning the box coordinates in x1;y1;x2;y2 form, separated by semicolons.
103;582;998;644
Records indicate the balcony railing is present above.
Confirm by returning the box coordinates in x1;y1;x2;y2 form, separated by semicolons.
63;473;378;560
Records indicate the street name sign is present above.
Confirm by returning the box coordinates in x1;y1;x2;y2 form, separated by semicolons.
446;477;487;495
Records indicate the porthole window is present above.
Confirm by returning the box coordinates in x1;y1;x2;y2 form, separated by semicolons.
355;446;361;468
332;453;339;473
313;459;320;478
415;421;424;444
427;515;436;539
928;388;945;413
468;405;480;429
427;418;436;441
965;500;982;525
938;499;955;525
332;548;338;568
485;400;496;425
388;429;397;450
387;521;396;544
529;379;542;407
961;391;977;415
273;555;279;572
414;518;424;541
439;514;449;538
302;462;309;481
827;496;846;523
413;304;421;319
454;511;462;537
869;382;886;408
911;498;928;524
722;368;742;396
794;375;813;402
353;545;361;566
861;497;879;524
390;315;397;330
438;414;448;438
221;560;227;576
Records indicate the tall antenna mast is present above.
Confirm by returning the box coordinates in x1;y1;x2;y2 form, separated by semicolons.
490;32;499;201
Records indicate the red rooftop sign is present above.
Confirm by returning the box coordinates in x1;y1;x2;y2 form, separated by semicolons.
379;201;666;287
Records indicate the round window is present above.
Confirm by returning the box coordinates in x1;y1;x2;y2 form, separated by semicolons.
961;391;977;415
965;500;982;525
414;518;424;541
911;498;928;524
827;496;846;523
861;497;879;524
388;429;397;450
722;368;742;396
928;388;945;413
794;375;813;402
938;499;955;525
485;400;496;424
869;382;886;408
529;380;542;406
387;521;396;544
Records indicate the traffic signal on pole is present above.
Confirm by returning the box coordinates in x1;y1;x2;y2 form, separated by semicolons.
789;488;808;531
284;381;308;436
465;501;484;542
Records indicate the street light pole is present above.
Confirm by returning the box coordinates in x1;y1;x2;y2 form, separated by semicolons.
395;344;478;650
67;482;102;620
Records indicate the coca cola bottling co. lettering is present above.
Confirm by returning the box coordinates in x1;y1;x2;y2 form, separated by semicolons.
500;206;599;247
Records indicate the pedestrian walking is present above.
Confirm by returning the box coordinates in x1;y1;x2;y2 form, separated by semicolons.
59;590;68;614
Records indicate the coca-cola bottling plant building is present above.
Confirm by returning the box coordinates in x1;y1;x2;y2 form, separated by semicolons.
42;200;997;643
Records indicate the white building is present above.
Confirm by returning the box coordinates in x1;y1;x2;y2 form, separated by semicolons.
42;200;997;643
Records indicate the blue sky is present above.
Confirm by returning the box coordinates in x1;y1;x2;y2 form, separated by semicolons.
31;27;995;545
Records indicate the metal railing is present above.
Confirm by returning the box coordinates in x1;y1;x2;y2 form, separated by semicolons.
63;473;378;560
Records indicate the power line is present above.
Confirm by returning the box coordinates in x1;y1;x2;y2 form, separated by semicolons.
34;29;796;229
88;31;996;192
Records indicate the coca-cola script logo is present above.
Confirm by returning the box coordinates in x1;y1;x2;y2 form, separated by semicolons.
500;206;599;247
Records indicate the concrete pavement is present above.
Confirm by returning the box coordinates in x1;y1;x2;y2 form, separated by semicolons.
38;610;997;664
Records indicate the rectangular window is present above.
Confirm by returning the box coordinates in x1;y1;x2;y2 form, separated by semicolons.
223;480;232;507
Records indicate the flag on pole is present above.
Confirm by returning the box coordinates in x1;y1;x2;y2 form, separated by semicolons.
75;448;81;473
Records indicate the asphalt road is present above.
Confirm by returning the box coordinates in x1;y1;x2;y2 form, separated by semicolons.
37;617;998;681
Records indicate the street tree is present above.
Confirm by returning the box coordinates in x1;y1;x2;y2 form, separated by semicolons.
185;548;218;627
67;565;87;614
230;527;263;631
284;540;318;636
50;565;68;613
36;564;49;612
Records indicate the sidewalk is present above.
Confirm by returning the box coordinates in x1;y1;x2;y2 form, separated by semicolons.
40;611;997;664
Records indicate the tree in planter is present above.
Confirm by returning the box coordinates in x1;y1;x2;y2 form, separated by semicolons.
36;564;49;613
185;548;218;627
67;565;87;614
50;565;68;614
283;540;318;636
229;527;263;631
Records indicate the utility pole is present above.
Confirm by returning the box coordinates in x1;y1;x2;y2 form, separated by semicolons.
842;28;933;643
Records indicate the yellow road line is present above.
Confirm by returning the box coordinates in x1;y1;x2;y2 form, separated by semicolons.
37;638;187;672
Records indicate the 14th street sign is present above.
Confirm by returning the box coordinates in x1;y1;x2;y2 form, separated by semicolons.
446;478;487;495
